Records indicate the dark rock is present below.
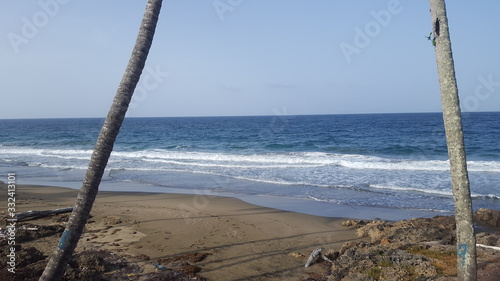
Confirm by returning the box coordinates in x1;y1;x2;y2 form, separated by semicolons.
341;220;368;228
474;208;500;228
18;246;46;268
476;232;500;247
0;245;47;281
329;245;436;281
15;223;65;243
339;241;357;255
337;272;375;281
356;216;456;245
74;251;106;272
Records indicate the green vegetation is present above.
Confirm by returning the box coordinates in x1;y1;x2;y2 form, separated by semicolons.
367;267;382;280
425;32;436;46
377;259;394;267
406;245;457;276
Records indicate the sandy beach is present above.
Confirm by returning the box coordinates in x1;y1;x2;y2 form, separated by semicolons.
3;184;500;280
3;184;363;280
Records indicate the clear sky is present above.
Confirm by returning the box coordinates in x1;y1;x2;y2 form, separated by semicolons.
1;0;499;119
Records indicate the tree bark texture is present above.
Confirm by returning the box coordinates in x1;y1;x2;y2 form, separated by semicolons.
429;1;477;280
39;1;163;280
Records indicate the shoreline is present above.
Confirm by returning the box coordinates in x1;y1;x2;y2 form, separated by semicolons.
15;179;451;221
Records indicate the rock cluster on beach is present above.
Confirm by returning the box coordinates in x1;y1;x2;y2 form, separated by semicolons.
316;210;500;281
474;208;500;228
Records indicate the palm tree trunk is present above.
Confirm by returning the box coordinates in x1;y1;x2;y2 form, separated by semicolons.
429;1;477;280
39;0;163;280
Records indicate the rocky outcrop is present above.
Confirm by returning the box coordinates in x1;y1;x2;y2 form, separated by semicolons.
322;212;500;281
328;243;437;281
355;216;456;245
474;208;500;228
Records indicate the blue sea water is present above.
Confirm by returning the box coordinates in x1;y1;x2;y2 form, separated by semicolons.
1;112;499;217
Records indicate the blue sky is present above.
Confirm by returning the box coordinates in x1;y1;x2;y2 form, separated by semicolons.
1;0;499;118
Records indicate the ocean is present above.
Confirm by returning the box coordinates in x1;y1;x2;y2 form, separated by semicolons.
1;112;499;219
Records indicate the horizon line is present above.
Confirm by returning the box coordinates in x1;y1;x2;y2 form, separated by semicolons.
1;110;499;120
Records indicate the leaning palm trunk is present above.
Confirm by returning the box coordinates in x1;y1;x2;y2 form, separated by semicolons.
39;0;163;280
429;1;477;280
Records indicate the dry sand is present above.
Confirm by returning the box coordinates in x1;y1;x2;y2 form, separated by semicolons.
5;185;364;280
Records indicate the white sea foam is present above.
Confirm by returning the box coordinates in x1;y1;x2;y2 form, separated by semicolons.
369;184;500;200
142;158;321;169
3;147;500;173
2;146;499;208
370;184;453;197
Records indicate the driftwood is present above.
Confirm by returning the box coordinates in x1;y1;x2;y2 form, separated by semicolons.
14;207;73;222
477;244;500;251
304;248;332;267
421;241;500;252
